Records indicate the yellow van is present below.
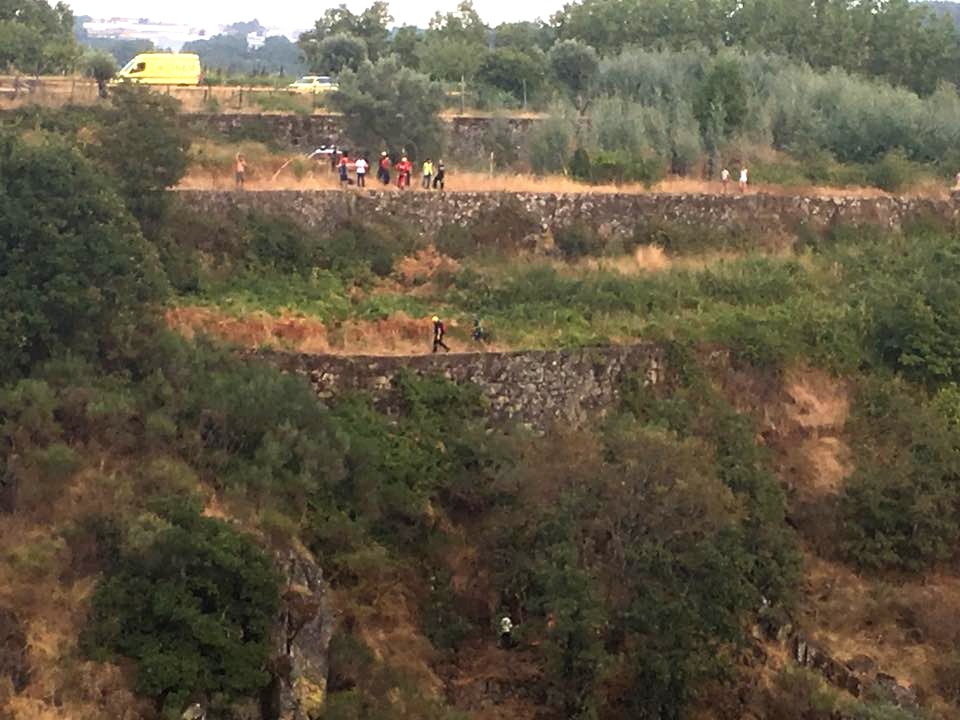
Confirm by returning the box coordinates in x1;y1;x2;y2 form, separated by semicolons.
116;53;202;86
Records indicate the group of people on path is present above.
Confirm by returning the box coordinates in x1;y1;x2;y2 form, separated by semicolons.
720;166;749;193
336;149;446;191
233;148;447;190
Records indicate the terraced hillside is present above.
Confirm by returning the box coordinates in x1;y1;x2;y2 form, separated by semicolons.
5;89;960;720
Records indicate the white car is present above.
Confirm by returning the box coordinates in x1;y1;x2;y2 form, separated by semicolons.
288;75;339;94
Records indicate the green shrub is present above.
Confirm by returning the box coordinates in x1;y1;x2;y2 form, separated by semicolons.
324;220;416;278
763;668;839;720
247;210;321;274
631;218;748;255
434;225;475;259
589;149;665;186
554;222;605;258
867;148;921;193
852;234;960;387
83;497;280;717
840;377;960;571
528;111;576;174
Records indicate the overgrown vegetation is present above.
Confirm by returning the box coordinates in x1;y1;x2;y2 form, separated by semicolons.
7;45;960;720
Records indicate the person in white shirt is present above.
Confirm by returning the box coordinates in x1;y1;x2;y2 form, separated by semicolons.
739;167;749;193
355;156;369;187
721;168;730;193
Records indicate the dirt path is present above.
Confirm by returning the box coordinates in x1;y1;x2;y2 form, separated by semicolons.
178;168;953;199
167;306;506;357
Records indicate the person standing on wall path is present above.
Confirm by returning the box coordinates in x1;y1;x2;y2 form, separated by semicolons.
378;152;391;185
338;151;351;187
235;153;246;189
432;315;450;353
433;160;446;190
422;158;433;189
355;155;368;187
396;156;412;189
721;167;730;194
739;166;749;193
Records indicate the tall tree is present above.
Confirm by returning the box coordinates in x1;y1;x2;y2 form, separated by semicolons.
0;0;79;75
331;56;446;159
0;129;168;379
308;33;368;74
548;39;599;107
299;1;392;67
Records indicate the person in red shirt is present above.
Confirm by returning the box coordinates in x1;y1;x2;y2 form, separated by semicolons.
378;151;391;185
396;156;413;189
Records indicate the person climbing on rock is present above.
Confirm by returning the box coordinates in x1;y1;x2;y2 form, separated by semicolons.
432;315;450;353
499;615;514;649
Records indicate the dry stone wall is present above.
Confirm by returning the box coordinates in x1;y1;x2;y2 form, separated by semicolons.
261;344;666;431
177;188;960;241
182;113;535;160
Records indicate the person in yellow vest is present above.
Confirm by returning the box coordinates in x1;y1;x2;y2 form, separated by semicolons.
422;158;434;189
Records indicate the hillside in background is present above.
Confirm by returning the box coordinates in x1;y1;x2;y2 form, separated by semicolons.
924;1;960;25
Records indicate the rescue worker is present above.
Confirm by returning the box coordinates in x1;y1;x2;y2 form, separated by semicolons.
378;151;391;185
432;315;450;353
422;158;433;189
396;156;413;189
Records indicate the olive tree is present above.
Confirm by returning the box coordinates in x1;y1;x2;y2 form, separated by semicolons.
331;56;446;159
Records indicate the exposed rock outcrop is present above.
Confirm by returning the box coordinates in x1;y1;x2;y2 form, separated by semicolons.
265;544;334;720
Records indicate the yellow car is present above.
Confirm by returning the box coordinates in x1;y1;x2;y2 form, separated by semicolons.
288;75;339;94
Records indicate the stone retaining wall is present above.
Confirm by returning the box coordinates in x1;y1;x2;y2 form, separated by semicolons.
182;113;536;160
177;189;960;241
261;344;666;431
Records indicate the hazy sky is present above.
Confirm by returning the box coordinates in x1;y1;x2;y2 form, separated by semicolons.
72;0;567;30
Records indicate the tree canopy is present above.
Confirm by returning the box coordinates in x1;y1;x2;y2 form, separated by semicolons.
330;56;446;159
0;129;168;380
0;0;78;75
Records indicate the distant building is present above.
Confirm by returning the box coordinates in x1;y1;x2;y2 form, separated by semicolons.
82;18;216;50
